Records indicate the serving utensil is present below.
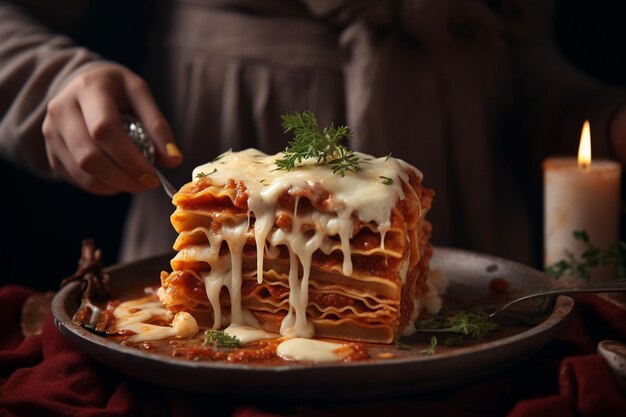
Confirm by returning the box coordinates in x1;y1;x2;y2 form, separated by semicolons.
487;278;626;318
61;239;114;333
416;278;626;334
124;117;178;198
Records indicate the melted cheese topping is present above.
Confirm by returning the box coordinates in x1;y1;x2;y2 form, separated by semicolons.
276;338;353;363
191;149;423;338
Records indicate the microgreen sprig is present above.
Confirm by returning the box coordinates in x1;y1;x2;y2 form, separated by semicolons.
395;340;411;351
195;168;217;179
420;336;438;355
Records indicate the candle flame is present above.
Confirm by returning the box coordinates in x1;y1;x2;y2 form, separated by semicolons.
578;120;591;170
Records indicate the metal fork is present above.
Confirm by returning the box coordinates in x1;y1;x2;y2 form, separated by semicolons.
72;290;112;333
487;278;626;318
124;116;178;198
61;239;113;333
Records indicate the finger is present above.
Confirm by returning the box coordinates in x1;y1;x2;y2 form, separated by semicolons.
54;155;119;195
76;85;161;190
122;74;183;168
57;103;148;193
43;118;120;195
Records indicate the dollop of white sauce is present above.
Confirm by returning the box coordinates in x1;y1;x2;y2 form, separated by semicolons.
113;296;199;342
114;296;172;328
191;149;423;338
172;311;200;338
224;324;279;344
276;338;352;363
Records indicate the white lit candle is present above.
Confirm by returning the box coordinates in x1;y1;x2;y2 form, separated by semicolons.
544;120;622;281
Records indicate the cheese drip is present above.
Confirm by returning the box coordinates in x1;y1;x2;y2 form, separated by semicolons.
191;149;421;338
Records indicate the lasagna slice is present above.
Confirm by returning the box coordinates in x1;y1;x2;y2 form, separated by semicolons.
159;149;440;343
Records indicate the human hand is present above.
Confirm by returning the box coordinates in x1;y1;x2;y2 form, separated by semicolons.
610;106;626;165
42;63;182;195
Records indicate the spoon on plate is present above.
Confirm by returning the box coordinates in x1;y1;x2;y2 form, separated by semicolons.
124;116;178;198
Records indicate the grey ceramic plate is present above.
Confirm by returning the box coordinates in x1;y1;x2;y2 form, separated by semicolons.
52;247;573;400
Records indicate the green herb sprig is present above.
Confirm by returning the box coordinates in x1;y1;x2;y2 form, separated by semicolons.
203;329;241;348
415;307;499;347
420;336;438;355
448;309;499;339
276;110;360;176
545;230;626;280
395;340;411;351
195;168;217;179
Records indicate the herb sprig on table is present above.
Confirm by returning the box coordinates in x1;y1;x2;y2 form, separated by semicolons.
276;110;360;176
203;329;242;348
545;230;626;280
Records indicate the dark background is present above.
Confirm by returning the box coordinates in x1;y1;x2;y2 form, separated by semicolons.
1;0;625;290
0;1;152;290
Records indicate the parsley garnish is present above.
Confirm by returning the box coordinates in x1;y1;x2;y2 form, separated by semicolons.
420;336;438;355
395;340;411;351
443;335;465;347
415;307;499;346
380;176;394;185
545;230;626;280
203;329;241;348
275;110;360;176
385;153;392;162
195;168;217;179
448;308;498;339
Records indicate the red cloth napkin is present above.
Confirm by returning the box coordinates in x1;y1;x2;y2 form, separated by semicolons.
1;286;625;417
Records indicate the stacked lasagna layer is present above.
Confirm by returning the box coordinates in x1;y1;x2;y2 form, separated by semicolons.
159;149;438;343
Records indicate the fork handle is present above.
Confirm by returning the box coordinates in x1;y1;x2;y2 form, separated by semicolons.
490;279;626;317
155;169;177;198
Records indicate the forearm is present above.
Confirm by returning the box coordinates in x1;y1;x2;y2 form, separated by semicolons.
0;2;102;177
